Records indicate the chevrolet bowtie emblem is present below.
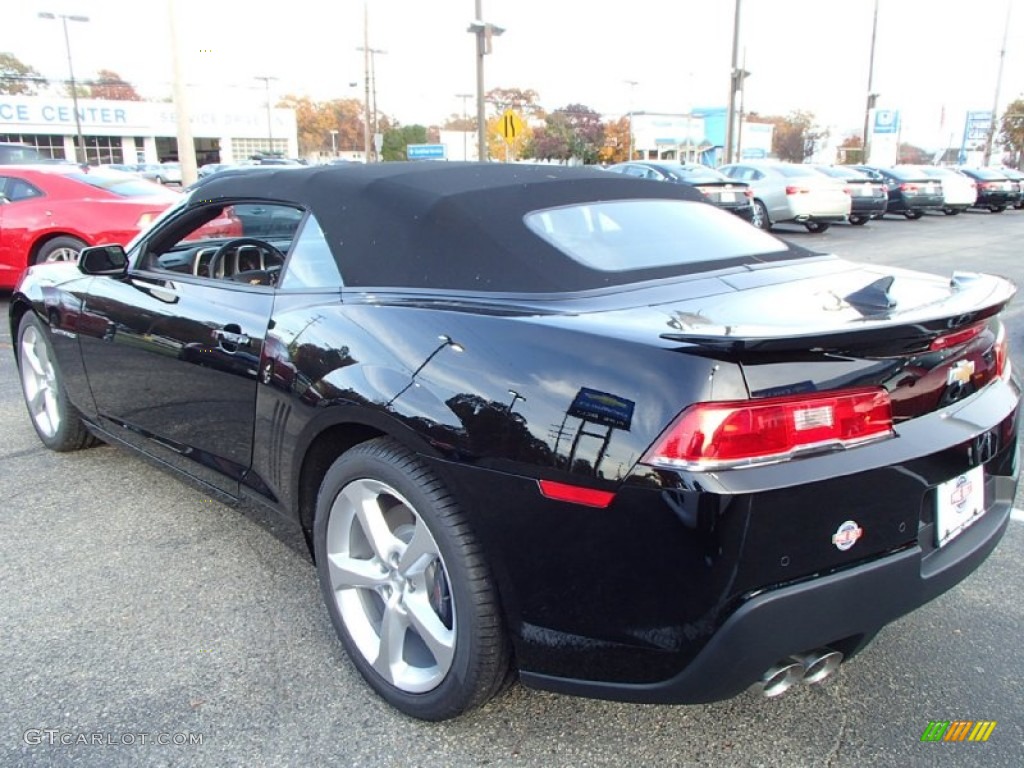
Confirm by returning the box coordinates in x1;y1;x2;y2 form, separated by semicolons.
947;359;975;386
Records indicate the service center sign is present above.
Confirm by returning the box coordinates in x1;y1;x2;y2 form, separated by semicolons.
0;95;295;139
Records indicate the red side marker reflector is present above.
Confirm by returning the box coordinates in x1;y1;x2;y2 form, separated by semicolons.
538;480;615;508
929;323;984;351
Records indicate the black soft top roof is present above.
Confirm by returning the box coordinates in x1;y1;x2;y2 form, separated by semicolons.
193;162;798;293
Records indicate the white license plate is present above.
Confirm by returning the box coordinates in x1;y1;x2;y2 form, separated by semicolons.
935;465;985;547
719;192;735;202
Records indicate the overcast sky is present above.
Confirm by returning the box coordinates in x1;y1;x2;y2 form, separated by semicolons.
4;0;1022;149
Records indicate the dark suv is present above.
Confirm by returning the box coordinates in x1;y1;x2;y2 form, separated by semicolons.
0;142;49;164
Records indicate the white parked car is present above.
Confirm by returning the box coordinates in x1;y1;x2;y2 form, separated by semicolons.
719;161;851;233
897;165;976;215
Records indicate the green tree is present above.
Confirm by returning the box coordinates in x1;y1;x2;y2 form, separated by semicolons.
0;52;47;95
999;98;1024;168
382;124;428;161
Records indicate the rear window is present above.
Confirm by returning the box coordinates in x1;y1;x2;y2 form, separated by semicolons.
677;167;731;183
773;165;819;178
964;167;1006;180
66;170;176;198
524;199;787;272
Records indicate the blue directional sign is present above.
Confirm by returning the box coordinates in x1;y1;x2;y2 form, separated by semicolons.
407;143;447;160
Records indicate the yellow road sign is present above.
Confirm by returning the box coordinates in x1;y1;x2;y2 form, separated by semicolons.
501;110;525;142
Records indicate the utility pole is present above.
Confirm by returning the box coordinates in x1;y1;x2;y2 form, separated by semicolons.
357;46;387;158
468;1;504;162
362;2;371;162
254;75;278;154
456;93;473;160
168;0;196;182
983;0;1012;166
862;0;880;164
724;0;742;165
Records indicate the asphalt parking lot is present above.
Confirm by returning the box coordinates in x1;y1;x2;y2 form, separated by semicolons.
1;210;1023;767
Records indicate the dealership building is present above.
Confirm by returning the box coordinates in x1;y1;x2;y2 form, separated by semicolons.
0;94;298;166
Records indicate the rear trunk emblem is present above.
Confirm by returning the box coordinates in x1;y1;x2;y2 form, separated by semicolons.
947;359;975;386
832;520;864;551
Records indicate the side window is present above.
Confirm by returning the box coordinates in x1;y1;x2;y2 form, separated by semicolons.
0;177;43;202
138;201;301;286
278;213;342;290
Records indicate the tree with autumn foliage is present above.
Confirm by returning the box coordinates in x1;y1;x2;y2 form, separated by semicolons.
999;97;1024;168
0;52;47;95
748;110;828;162
529;104;604;164
485;87;542;117
279;94;366;156
88;70;142;101
598;116;631;164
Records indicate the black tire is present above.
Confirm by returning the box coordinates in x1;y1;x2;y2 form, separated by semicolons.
16;312;98;452
942;207;960;216
990;205;1006;213
848;215;869;226
904;210;923;220
35;235;87;266
804;221;830;233
313;437;511;721
751;200;770;230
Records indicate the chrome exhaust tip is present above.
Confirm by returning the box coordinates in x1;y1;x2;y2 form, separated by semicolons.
796;648;843;685
760;657;804;698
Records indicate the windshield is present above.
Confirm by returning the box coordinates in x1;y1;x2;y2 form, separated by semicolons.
67;170;178;198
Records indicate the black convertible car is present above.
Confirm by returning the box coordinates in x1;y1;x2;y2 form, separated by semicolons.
10;163;1020;721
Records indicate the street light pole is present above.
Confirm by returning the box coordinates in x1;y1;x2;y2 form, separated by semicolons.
468;1;504;162
983;0;1012;166
330;129;338;157
38;11;89;165
862;0;880;163
254;75;277;154
357;46;387;159
456;93;473;161
624;80;638;161
724;0;742;165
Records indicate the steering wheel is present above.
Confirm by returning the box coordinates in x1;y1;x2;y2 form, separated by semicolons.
207;237;286;280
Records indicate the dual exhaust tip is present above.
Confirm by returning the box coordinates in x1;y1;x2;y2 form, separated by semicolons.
760;648;843;698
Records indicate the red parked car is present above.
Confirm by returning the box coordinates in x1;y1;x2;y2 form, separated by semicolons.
0;165;240;290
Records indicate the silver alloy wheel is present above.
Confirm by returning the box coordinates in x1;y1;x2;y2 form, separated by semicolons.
18;324;61;438
325;477;456;693
43;246;80;263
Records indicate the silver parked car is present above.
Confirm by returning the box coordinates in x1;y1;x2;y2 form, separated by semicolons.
897;165;977;215
719;161;852;233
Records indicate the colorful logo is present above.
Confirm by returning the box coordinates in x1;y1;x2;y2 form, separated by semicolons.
831;520;863;551
920;721;996;742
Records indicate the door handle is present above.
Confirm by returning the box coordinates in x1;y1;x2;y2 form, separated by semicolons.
214;329;251;349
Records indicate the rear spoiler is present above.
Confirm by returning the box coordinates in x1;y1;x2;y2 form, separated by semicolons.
661;272;1016;355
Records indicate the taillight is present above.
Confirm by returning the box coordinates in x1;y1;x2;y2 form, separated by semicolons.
881;184;889;193
785;185;810;195
643;388;893;470
843;187;852;195
900;183;918;192
743;187;753;198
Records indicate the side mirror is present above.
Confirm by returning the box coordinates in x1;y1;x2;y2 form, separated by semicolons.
78;244;128;276
0;193;9;205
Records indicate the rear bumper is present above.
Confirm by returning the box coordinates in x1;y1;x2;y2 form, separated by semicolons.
849;197;888;216
522;474;1015;704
